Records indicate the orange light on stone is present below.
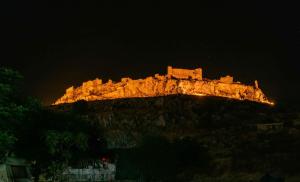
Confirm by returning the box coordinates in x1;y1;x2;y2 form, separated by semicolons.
53;66;274;106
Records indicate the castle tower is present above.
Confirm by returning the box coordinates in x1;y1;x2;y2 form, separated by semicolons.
167;66;202;80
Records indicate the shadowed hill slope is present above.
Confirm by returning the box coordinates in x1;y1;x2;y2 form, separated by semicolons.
52;95;282;148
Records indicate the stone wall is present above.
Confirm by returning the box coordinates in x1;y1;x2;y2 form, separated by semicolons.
219;75;233;84
53;66;273;105
167;66;202;80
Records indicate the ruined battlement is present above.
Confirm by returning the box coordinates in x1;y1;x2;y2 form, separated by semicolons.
53;66;274;105
219;75;234;84
167;66;202;80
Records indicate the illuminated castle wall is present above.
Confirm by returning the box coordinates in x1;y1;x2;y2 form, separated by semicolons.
53;66;273;105
167;66;202;80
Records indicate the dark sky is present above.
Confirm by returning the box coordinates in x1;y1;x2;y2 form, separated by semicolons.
1;1;299;105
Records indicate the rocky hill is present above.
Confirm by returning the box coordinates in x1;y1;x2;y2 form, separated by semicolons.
54;66;273;105
53;95;280;149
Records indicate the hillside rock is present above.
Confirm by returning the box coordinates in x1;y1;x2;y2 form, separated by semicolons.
54;66;273;105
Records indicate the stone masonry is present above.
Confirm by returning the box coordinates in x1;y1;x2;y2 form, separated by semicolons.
167;66;202;80
53;66;273;105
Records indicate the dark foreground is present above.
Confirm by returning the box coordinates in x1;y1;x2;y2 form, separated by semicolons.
51;95;300;182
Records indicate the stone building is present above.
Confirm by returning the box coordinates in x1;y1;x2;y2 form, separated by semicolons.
167;66;202;80
61;160;116;182
219;75;234;83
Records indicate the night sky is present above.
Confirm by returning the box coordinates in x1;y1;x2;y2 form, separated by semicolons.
1;1;299;105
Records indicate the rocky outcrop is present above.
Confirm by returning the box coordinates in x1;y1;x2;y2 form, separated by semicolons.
53;66;273;105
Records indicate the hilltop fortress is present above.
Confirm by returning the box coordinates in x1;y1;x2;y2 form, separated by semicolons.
53;66;274;105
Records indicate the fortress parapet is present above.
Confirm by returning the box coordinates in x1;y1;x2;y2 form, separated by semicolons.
219;75;234;83
167;66;202;80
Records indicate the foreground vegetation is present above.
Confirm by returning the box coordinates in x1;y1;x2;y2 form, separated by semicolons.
0;68;105;181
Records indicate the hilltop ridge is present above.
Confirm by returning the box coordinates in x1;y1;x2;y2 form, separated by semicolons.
54;66;273;105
